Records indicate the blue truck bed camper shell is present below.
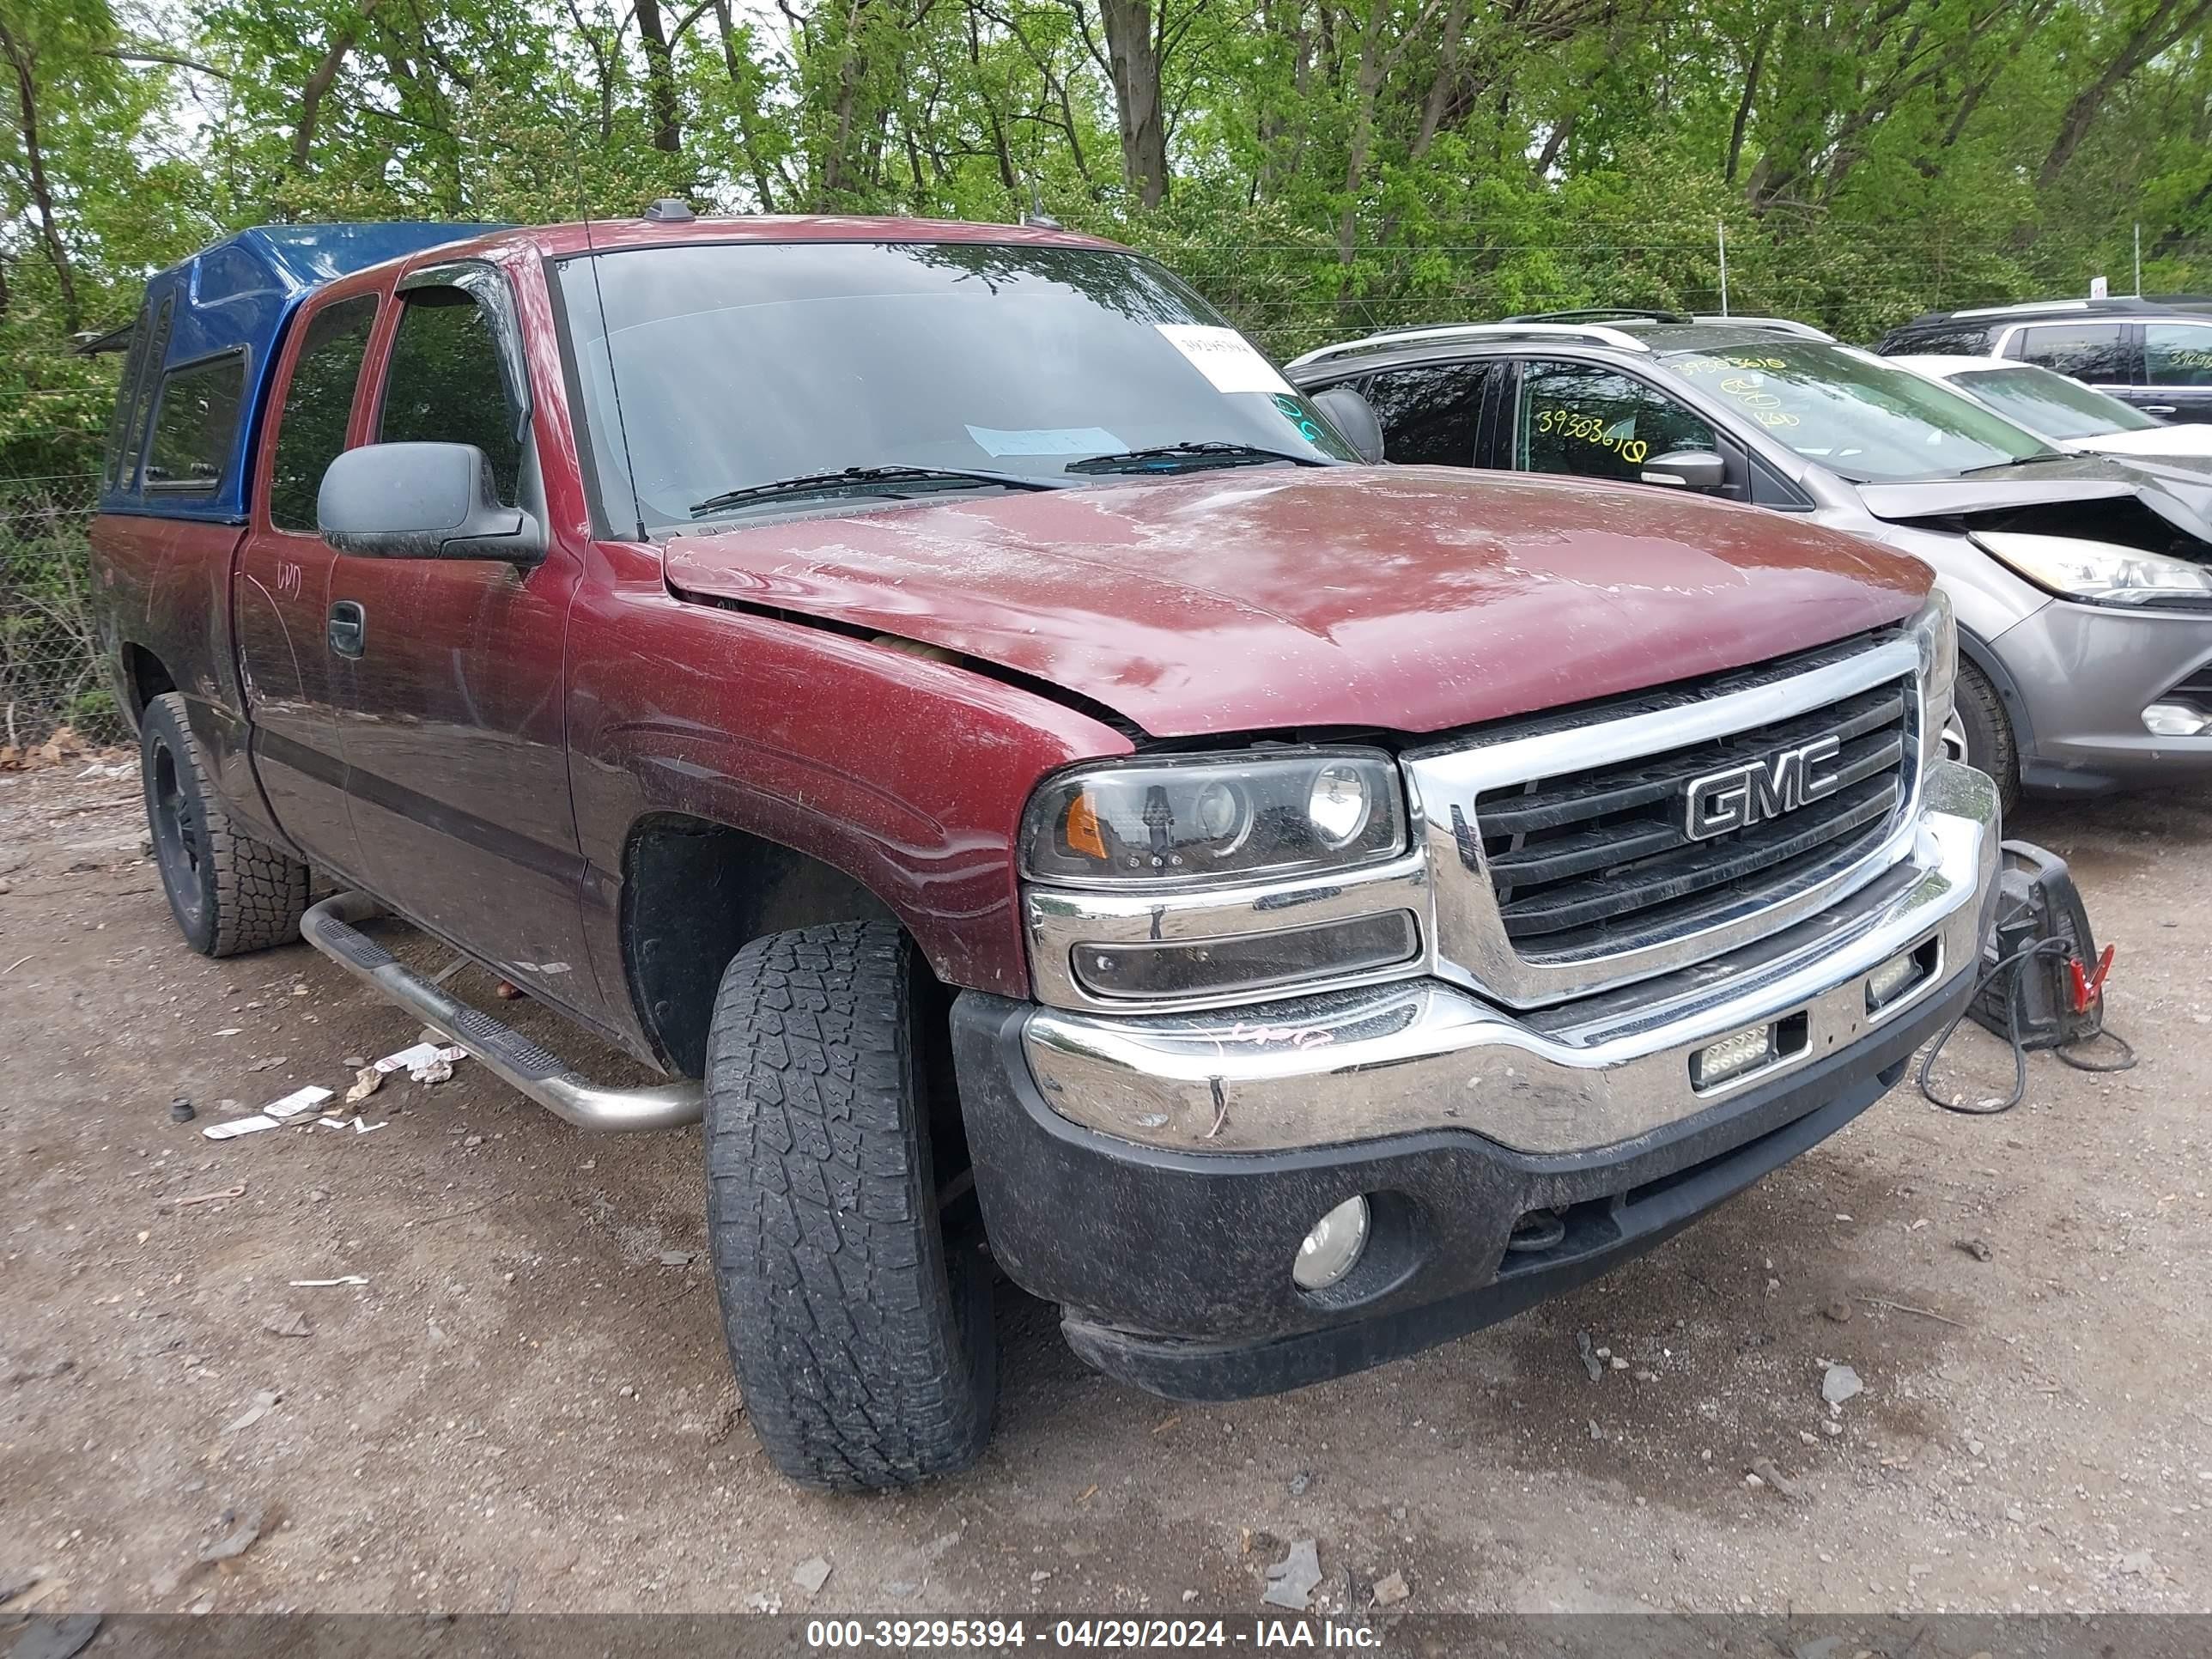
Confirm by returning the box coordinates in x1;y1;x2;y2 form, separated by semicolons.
94;222;507;523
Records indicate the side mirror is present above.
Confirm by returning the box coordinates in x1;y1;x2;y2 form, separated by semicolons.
1639;449;1729;492
1310;386;1387;464
317;442;544;562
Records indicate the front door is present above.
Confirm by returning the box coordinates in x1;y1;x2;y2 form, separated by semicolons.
1506;357;1728;489
326;263;603;1016
234;289;382;875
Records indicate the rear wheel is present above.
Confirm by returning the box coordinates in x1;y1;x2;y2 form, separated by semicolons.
1945;658;2021;813
702;920;995;1491
140;691;310;957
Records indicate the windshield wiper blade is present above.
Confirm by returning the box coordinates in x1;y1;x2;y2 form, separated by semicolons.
1064;441;1324;476
690;465;1062;517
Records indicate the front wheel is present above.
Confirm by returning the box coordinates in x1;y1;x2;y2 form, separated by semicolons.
703;920;996;1491
140;691;310;957
1945;657;2021;814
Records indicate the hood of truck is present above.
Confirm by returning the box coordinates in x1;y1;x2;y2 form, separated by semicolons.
661;467;1929;738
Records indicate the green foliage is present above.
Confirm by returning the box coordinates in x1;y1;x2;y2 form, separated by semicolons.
0;0;2206;474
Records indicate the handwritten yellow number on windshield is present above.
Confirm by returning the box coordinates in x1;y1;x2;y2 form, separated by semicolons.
1534;409;1648;464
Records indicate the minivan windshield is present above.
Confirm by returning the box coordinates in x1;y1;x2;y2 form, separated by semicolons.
555;240;1353;532
1654;341;2058;482
1944;362;2161;440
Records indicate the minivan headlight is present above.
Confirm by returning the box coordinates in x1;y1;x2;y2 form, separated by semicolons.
1910;586;1957;774
1023;749;1406;886
1972;530;2212;610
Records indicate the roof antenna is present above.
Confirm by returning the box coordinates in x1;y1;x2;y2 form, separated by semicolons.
1020;181;1060;231
568;134;649;542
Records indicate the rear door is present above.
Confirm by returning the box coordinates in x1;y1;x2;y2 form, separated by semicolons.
2004;320;2138;401
1356;359;1504;466
324;259;601;1008
2140;320;2212;424
234;288;382;874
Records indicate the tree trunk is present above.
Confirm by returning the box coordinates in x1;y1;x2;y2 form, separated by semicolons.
2039;0;2212;190
713;0;782;208
1723;20;1771;185
635;0;684;153
1098;0;1170;205
1334;0;1392;269
0;21;80;331
289;0;386;176
819;0;872;203
1408;0;1470;161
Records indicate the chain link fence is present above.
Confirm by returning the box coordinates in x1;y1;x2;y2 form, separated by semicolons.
0;472;119;755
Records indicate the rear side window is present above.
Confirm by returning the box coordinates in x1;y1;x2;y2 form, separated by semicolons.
270;295;379;532
2146;323;2212;387
106;297;173;492
1515;359;1716;483
1888;322;1996;356
101;304;155;489
1362;362;1498;466
2011;324;2129;382
144;354;246;492
378;287;523;505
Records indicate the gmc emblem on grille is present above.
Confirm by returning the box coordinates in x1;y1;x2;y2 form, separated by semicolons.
1683;735;1843;841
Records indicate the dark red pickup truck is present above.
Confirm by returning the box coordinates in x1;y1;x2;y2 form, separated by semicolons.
91;210;1998;1491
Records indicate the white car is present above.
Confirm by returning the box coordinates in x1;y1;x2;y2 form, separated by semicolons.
1889;354;2212;459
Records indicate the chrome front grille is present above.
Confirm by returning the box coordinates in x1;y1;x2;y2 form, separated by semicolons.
1406;630;1923;1009
1480;678;1911;955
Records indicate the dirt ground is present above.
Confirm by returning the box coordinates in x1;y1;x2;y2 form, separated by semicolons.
3;757;2208;1620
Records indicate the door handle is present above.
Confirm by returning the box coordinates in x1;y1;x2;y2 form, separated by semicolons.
327;600;367;659
2142;404;2178;418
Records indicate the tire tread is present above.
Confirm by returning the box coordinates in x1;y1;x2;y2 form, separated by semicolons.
702;920;994;1491
143;691;309;957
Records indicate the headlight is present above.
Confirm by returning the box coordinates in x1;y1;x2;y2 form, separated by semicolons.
1023;749;1406;886
1909;586;1957;774
1972;530;2212;610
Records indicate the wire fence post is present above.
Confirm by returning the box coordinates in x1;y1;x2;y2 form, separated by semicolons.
1717;219;1729;316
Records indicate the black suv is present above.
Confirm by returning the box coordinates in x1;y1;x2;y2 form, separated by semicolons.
1872;297;2212;424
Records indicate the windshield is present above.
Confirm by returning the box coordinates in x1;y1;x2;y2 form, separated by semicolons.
555;240;1352;532
1946;363;2161;440
1655;342;2057;482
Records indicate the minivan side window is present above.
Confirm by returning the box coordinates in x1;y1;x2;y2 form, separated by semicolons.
1515;360;1717;483
377;286;523;504
2011;323;2129;382
1361;362;1499;466
270;295;380;533
144;353;247;492
2145;323;2212;387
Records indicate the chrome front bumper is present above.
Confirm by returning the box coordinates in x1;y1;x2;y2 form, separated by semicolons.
1020;760;1999;1156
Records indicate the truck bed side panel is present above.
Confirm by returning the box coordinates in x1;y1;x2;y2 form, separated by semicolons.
92;513;292;850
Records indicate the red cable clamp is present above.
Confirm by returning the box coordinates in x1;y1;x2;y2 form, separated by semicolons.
2069;944;2115;1015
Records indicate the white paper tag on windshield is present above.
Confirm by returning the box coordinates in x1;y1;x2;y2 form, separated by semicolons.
964;425;1124;458
1155;325;1295;397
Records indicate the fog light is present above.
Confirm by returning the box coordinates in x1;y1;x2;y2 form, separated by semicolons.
1690;1024;1774;1091
1867;950;1924;1012
2142;702;2212;738
1292;1195;1370;1291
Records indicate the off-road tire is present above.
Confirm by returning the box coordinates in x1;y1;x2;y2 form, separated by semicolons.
140;691;310;957
703;920;996;1491
1950;657;2021;814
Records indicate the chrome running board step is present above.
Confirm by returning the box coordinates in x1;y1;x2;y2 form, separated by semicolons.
301;891;703;1132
